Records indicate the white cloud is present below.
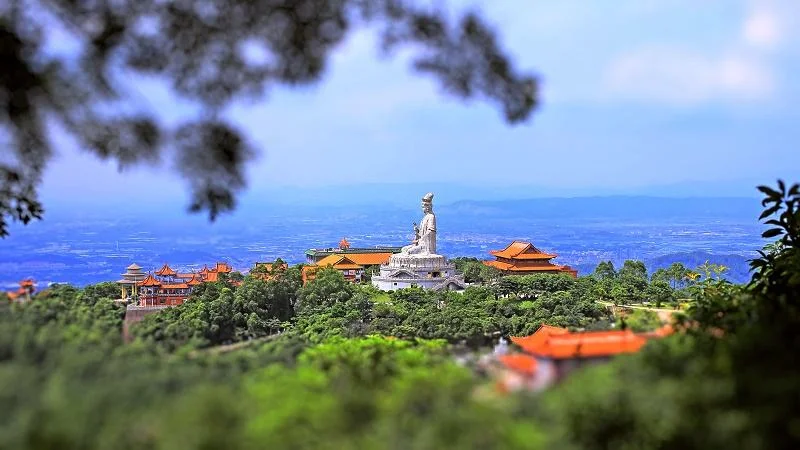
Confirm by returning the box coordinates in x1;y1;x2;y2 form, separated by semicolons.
606;48;774;105
743;9;781;50
601;0;796;105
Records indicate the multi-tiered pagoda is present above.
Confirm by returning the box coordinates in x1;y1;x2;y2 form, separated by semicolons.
483;241;578;277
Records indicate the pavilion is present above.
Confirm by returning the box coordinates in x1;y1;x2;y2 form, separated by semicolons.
483;241;578;277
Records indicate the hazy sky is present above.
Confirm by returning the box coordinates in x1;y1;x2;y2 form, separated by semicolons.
41;0;800;207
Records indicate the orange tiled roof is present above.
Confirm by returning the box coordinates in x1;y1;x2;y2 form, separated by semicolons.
339;238;351;249
490;241;556;260
484;260;576;277
214;262;232;273
316;254;364;269
140;274;162;287
510;325;569;350
155;264;177;276
497;353;538;376
340;252;392;266
485;260;564;272
514;326;648;359
20;279;35;288
199;265;210;274
186;274;203;286
205;272;219;282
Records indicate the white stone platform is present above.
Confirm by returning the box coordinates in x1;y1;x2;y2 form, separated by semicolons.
372;254;466;291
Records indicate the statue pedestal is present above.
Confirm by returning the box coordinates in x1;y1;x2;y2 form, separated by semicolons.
372;253;466;292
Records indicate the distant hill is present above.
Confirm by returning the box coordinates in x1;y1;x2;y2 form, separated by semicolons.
572;251;754;284
443;196;761;221
647;251;754;284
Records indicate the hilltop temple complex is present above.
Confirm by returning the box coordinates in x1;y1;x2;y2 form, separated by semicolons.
302;238;400;284
105;195;578;304
305;238;401;264
117;262;233;306
5;279;35;304
484;241;578;277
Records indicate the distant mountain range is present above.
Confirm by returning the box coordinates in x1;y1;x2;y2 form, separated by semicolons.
443;196;762;220
2;195;767;287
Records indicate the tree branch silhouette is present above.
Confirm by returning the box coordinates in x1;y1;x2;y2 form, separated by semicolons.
1;0;539;236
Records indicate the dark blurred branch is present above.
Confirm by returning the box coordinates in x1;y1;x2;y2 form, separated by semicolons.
0;0;539;236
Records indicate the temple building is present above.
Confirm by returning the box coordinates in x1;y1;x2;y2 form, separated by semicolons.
5;279;36;304
117;263;148;302
483;241;578;277
305;238;400;264
117;261;235;306
302;254;366;284
301;238;399;285
492;323;673;392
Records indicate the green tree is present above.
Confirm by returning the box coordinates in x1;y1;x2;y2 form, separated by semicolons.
297;267;355;314
593;261;617;280
616;309;661;332
479;264;503;283
666;262;690;289
542;180;800;449
462;261;483;283
644;280;675;307
618;260;647;281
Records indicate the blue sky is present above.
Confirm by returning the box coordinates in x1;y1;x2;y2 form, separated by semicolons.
41;0;800;209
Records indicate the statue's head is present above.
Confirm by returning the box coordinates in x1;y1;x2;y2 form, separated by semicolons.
421;192;434;213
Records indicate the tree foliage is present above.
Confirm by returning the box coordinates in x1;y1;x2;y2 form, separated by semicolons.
0;0;538;236
7;182;799;448
540;180;800;449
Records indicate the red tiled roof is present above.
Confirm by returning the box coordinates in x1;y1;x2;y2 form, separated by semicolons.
510;325;569;350
214;262;232;273
489;241;556;260
186;274;203;286
484;260;572;272
205;272;219;282
498;354;538;376
155;264;177;276
315;254;364;269
484;260;577;278
514;325;649;359
140;274;162;287
339;252;392;266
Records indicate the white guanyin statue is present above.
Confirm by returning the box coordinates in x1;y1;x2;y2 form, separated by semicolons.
400;192;437;256
371;191;466;291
